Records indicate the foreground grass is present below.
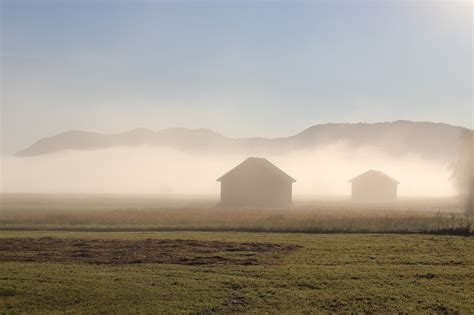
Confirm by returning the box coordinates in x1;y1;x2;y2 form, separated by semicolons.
0;231;473;313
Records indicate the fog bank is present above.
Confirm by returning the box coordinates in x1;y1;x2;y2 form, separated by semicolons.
1;143;454;196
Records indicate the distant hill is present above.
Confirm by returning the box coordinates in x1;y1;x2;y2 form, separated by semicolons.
16;121;470;163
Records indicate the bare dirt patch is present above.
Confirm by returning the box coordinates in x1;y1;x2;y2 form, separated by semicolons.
0;237;300;265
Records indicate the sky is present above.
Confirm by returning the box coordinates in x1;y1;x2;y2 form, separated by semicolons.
1;0;472;154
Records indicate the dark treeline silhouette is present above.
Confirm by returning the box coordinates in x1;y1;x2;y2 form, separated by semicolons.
450;130;474;214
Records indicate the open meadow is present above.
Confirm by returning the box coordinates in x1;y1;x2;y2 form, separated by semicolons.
1;231;473;313
0;194;473;313
0;194;471;234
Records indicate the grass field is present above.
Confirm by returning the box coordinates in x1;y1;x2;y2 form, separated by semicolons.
0;231;473;313
0;194;473;313
0;194;471;235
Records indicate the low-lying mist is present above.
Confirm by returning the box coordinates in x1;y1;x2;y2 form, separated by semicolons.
1;142;455;196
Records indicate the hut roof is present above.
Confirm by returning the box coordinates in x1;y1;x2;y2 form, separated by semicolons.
348;170;399;184
217;157;296;183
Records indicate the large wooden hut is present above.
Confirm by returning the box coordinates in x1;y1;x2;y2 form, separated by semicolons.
217;157;296;207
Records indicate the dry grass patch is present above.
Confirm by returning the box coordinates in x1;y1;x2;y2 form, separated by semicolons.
0;237;300;265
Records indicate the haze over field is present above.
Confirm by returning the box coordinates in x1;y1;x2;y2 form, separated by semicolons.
2;121;462;196
0;1;471;199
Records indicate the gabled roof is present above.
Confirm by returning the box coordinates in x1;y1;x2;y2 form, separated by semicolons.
348;170;399;184
217;157;296;182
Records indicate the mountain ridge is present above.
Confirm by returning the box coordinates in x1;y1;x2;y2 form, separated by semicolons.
16;121;470;162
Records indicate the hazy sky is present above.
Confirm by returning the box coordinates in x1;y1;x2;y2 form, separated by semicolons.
1;0;472;153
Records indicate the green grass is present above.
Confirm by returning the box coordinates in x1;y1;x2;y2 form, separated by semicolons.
1;231;473;313
1;195;472;312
